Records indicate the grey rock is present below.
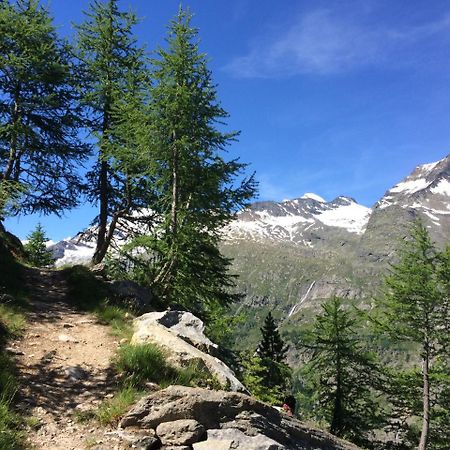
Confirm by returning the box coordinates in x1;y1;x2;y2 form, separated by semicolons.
106;429;159;449
120;385;361;450
65;365;89;381
195;428;284;449
156;419;205;446
132;311;246;393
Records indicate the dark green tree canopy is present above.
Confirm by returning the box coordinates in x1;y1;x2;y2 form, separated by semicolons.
132;7;256;314
0;0;88;215
24;223;54;267
257;312;288;363
75;0;149;264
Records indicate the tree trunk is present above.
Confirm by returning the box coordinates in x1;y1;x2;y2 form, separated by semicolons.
92;104;111;265
3;91;20;182
330;357;343;436
418;352;430;450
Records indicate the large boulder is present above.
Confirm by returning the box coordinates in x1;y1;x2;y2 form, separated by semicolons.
120;385;361;450
131;310;246;392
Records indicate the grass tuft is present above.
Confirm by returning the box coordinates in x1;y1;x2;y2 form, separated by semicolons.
95;386;142;426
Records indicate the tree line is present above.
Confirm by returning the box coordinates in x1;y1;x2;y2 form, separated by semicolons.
0;0;256;317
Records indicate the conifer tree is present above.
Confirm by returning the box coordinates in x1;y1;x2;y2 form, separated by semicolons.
0;0;87;217
75;0;148;264
139;8;256;314
243;312;291;405
257;312;288;362
377;220;450;450
24;223;54;267
299;297;385;447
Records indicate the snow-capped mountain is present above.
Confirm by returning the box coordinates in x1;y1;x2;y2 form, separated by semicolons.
225;195;371;244
374;156;450;230
51;154;450;268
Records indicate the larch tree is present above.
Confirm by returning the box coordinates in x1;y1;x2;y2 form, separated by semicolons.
75;0;148;264
378;219;450;450
299;297;385;448
139;8;256;315
0;0;87;217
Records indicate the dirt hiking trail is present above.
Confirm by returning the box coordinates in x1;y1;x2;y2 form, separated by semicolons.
9;268;128;449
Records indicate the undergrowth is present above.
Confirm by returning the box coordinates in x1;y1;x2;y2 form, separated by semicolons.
0;305;26;449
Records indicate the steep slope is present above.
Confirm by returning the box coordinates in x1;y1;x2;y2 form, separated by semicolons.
222;155;450;349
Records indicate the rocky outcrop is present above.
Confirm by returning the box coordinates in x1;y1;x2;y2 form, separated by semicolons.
131;310;246;392
120;385;361;450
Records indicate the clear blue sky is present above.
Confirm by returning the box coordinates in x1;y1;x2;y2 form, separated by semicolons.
6;0;450;240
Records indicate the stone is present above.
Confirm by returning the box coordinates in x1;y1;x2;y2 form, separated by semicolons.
156;419;205;446
5;347;24;355
58;333;79;343
120;386;361;450
107;280;153;312
200;428;283;449
193;440;233;450
65;365;89;381
105;429;159;449
132;311;246;392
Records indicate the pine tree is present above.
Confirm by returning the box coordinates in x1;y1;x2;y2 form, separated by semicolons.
257;312;288;362
75;0;148;264
377;219;450;450
0;0;88;217
299;297;385;447
24;223;54;267
242;312;291;405
138;7;256;314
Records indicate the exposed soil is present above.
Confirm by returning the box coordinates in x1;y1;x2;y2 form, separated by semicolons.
8;268;128;449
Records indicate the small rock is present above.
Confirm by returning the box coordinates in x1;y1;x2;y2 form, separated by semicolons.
119;338;128;345
156;419;205;446
63;323;74;328
58;334;79;343
65;365;89;381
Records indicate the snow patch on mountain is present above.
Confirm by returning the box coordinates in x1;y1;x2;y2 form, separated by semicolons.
431;179;450;196
314;202;371;234
389;178;431;195
301;193;326;203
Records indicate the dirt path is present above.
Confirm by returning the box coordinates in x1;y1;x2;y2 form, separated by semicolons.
9;269;127;449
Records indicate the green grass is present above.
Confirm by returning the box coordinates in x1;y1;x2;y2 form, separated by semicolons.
95;386;143;426
0;352;24;449
114;343;223;390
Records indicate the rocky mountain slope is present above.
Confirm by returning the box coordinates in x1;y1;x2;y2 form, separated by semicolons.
49;155;450;349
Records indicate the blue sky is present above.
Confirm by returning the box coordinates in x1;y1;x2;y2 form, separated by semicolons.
6;0;450;240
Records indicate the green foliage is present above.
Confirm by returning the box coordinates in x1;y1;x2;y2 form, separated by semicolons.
242;354;291;405
257;312;288;362
75;0;150;264
0;313;25;448
0;0;88;215
23;223;54;267
375;219;450;448
113;343;220;390
298;297;386;448
243;313;291;405
127;7;256;316
95;385;142;426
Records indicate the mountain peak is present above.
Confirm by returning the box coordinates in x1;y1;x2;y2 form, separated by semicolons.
300;193;326;203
